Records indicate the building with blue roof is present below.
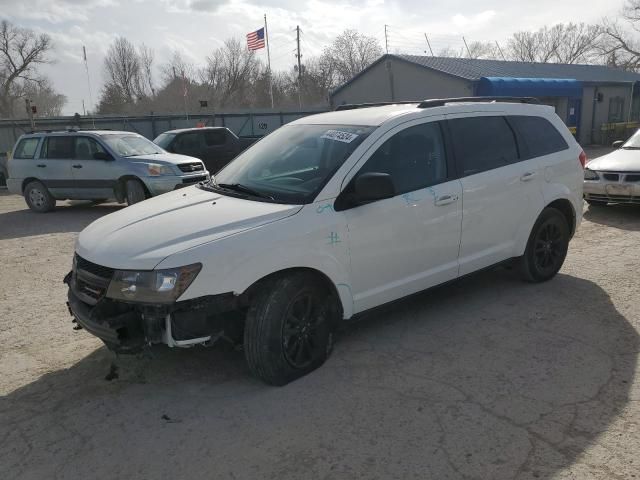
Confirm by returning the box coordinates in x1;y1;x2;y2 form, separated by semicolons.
330;54;640;145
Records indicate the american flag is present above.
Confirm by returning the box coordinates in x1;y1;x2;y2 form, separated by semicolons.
246;27;265;50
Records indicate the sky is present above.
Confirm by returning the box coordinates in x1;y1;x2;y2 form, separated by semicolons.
0;0;623;115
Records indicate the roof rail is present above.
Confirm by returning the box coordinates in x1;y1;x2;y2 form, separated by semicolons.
417;96;539;108
335;101;419;111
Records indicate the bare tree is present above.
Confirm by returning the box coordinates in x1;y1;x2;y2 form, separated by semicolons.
323;30;383;84
20;78;66;116
160;50;196;86
507;23;601;64
0;20;53;118
201;38;259;107
138;44;155;97
103;37;142;103
601;1;640;70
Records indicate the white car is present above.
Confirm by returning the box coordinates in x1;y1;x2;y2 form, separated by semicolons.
65;97;584;385
583;132;640;205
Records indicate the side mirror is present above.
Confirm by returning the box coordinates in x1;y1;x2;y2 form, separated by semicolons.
612;140;624;149
353;172;395;203
93;151;113;161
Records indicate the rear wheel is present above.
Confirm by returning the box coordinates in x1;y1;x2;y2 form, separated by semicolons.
244;272;339;386
24;180;55;213
125;179;146;205
518;208;570;283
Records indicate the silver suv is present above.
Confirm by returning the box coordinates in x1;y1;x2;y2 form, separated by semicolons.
7;130;209;212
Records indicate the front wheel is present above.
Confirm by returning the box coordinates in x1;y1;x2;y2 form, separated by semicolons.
125;179;146;205
24;180;56;212
244;272;339;386
518;207;570;283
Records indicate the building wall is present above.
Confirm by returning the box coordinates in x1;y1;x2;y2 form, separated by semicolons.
579;84;635;145
331;58;472;106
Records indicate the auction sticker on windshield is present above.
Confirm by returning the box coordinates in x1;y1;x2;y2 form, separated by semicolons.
321;130;359;143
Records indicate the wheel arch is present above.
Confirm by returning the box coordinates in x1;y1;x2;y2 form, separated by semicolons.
546;198;576;237
241;267;347;320
21;177;41;193
116;175;150;201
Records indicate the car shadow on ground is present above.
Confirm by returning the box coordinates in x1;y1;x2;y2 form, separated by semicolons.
1;270;637;479
583;203;640;232
0;195;123;240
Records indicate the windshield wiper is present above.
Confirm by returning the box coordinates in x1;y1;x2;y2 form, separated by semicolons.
216;183;275;201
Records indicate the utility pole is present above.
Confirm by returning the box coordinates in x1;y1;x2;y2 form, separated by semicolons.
462;36;472;58
296;25;302;108
495;41;506;60
25;98;35;131
424;33;434;56
384;24;389;54
82;46;96;128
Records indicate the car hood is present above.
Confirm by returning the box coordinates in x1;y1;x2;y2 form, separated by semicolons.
586;148;640;172
128;152;201;165
76;187;302;270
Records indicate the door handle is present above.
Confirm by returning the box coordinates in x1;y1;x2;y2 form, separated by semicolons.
434;194;458;206
520;171;536;182
36;164;46;168
72;164;83;169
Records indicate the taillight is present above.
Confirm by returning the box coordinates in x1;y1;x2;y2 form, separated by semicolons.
578;150;587;168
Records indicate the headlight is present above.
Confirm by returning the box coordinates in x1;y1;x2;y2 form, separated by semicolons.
584;169;599;180
106;263;201;303
146;163;175;176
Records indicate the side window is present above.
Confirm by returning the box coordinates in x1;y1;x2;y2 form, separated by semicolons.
608;96;625;123
359;122;447;194
175;132;203;151
13;138;40;159
448;116;518;176
74;137;107;159
43;137;74;159
508;116;569;159
204;130;226;146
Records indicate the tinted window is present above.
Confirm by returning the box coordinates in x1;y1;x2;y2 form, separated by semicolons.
13;138;40;159
204;130;226;146
359;122;447;194
74;137;107;159
176;132;203;151
448;116;518;176
508;116;569;159
43;137;74;159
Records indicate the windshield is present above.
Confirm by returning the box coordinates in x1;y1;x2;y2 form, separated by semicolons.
102;134;165;157
210;124;374;204
623;129;640;149
153;133;175;149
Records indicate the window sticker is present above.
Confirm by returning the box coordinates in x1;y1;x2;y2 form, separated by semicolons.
321;130;359;143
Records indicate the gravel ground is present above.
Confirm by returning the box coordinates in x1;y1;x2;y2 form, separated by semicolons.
1;164;639;479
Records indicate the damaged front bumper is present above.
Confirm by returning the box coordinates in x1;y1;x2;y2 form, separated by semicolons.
64;270;241;354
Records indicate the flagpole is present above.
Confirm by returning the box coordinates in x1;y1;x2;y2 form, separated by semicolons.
264;13;274;109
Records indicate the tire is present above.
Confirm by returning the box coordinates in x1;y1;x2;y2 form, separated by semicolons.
125;179;146;205
244;272;339;386
518;207;570;283
24;180;55;213
586;199;608;207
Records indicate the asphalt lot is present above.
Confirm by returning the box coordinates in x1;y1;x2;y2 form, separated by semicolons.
1;159;639;479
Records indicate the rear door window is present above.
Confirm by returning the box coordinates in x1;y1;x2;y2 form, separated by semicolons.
204;130;226;146
448;116;518;176
43;137;75;159
176;132;204;151
13;138;40;159
507;116;569;159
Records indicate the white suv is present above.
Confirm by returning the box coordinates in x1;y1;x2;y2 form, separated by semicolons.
65;98;585;385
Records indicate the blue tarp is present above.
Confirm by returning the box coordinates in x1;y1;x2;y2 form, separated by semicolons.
476;77;583;98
